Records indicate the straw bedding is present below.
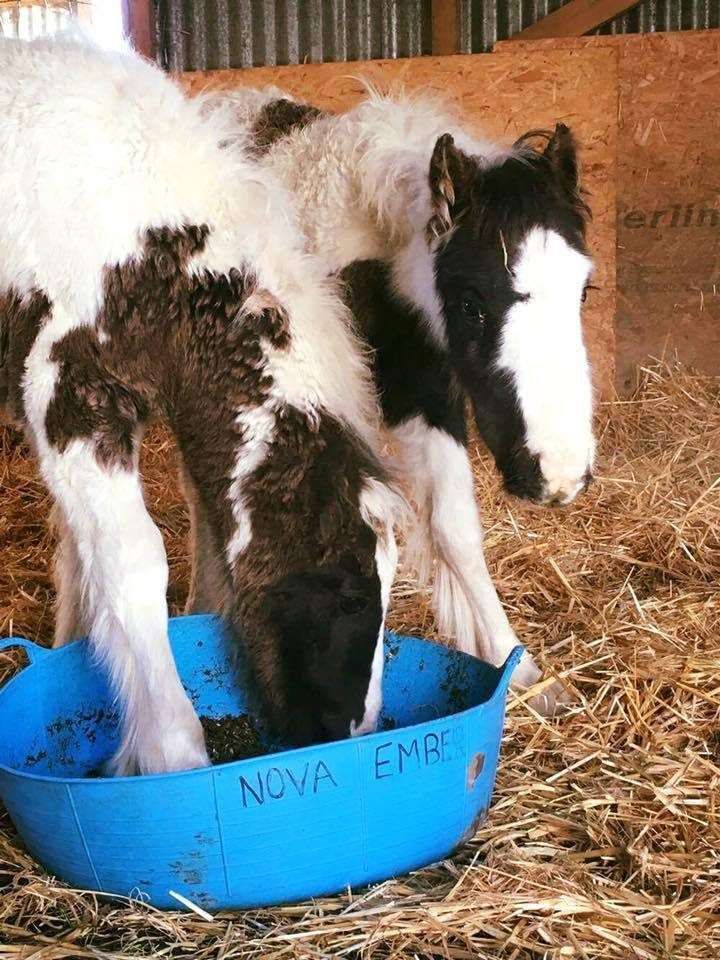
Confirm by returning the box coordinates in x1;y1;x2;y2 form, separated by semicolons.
0;361;718;959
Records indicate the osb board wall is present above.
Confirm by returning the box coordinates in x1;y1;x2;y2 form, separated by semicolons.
496;31;720;390
180;50;618;396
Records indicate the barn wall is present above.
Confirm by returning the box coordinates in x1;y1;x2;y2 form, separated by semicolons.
458;0;720;52
594;0;720;36
155;0;432;72
154;0;720;70
496;30;720;388
180;49;618;396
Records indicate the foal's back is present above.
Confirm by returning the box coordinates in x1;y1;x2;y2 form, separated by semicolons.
0;37;251;310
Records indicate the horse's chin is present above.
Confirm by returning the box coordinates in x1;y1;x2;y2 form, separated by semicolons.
499;473;544;506
503;489;555;511
502;478;591;509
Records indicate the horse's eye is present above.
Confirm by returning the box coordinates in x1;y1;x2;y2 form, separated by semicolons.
338;589;368;616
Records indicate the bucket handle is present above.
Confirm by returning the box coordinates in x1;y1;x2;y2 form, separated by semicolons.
0;637;52;667
495;645;525;697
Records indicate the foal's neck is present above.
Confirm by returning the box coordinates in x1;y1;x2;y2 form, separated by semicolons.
267;110;446;339
268;114;427;271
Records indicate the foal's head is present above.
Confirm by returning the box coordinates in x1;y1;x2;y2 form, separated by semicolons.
427;125;595;506
228;410;397;749
262;554;384;744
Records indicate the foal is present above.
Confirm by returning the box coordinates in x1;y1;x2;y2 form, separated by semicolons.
195;87;596;713
0;39;398;774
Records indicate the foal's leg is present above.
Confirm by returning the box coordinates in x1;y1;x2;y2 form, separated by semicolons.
395;415;569;712
50;502;89;646
392;416;570;712
23;337;208;775
392;418;533;662
179;467;232;616
372;327;563;712
44;447;208;774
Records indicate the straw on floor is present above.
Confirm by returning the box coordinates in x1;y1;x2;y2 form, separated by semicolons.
1;361;718;960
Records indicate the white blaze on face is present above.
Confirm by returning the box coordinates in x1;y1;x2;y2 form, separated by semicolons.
497;227;595;505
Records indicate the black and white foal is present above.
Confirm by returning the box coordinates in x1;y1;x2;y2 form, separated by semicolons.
195;88;596;713
0;38;399;774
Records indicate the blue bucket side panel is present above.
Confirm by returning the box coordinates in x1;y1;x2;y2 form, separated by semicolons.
69;772;226;908
41;699;120;778
356;714;469;881
380;636;500;730
0;773;105;891
0;641;119;777
460;704;507;841
170;616;248;718
213;740;363;907
459;650;521;841
0;676;51;772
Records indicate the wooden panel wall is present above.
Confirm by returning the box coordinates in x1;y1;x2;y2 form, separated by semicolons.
180;50;618;396
497;30;720;390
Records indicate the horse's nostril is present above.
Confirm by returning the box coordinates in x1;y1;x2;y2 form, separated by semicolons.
582;470;594;491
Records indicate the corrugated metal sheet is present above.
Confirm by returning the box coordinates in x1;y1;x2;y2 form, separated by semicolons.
458;0;720;52
156;0;432;73
157;0;720;71
458;0;567;53
595;0;720;34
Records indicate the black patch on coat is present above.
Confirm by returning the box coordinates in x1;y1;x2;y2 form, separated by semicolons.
341;259;466;445
263;559;382;745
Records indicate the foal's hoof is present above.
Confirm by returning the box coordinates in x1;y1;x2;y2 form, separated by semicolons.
510;652;573;717
510;650;543;689
526;678;573;717
106;713;211;776
105;742;210;777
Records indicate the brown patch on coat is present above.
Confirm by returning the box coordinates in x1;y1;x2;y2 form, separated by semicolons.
0;289;52;423
45;328;151;467
239;288;290;348
180;465;234;617
234;408;378;595
32;223;383;742
44;224;281;477
249;99;324;157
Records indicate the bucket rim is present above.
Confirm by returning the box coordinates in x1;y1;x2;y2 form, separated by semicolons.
0;619;522;786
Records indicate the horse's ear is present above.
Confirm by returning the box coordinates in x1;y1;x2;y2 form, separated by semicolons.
427;133;477;241
543;123;579;197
